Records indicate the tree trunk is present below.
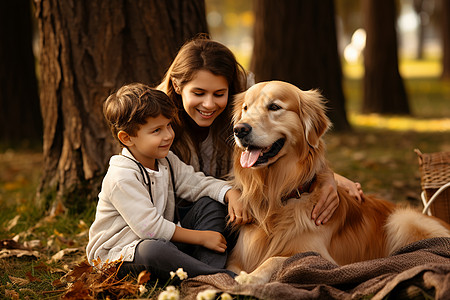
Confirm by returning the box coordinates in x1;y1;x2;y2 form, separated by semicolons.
251;0;350;131
35;0;208;213
0;0;41;145
413;0;425;60
441;0;450;79
362;0;410;114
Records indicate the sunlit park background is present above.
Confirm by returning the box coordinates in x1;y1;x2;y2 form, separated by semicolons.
0;0;449;299
205;0;449;203
206;0;450;128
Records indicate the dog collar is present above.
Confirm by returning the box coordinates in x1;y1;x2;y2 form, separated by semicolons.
281;176;316;202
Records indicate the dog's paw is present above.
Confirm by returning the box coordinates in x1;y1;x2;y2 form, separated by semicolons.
235;271;263;285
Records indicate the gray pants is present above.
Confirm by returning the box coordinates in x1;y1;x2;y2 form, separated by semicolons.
119;197;236;282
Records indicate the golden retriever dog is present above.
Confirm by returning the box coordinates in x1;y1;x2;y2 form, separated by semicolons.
226;80;450;284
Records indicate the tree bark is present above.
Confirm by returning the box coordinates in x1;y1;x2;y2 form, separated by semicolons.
441;0;450;79
35;0;208;212
0;0;41;145
251;0;350;131
362;0;410;114
413;0;425;60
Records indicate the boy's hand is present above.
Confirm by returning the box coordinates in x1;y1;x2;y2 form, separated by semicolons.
226;189;252;225
172;227;227;252
199;231;227;253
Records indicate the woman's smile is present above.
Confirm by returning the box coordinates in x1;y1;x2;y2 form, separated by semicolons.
179;70;229;127
197;109;215;118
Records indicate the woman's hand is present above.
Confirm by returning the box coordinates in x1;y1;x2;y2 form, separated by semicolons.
311;169;339;226
311;170;364;225
335;173;363;202
225;189;252;225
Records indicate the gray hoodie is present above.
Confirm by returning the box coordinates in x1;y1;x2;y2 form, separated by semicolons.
86;148;230;265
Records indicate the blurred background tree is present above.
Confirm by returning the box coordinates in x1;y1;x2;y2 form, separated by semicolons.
362;0;410;114
441;0;450;79
250;0;351;131
0;0;42;146
34;0;208;212
413;0;427;60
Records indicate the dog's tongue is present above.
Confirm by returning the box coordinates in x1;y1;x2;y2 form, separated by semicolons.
240;149;262;168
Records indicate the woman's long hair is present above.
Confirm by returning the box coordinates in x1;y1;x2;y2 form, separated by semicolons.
157;36;247;178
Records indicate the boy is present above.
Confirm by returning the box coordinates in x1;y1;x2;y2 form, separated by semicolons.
86;83;240;280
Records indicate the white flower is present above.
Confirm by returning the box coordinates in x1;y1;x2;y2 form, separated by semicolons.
196;289;217;300
138;284;148;295
166;286;177;292
158;285;180;300
220;292;232;300
170;268;188;280
175;267;188;280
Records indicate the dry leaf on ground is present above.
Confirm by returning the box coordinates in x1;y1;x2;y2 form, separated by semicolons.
48;247;84;263
0;239;27;250
8;275;30;286
137;270;150;285
0;249;41;259
5;215;20;231
57;259;140;299
26;271;42;283
4;289;20;300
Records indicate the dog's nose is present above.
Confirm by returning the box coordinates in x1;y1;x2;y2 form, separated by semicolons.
234;123;252;138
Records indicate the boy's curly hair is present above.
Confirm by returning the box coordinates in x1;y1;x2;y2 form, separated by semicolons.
103;83;179;146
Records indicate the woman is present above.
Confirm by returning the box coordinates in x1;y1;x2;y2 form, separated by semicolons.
157;36;362;226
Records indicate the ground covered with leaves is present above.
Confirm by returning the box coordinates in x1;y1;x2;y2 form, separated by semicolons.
0;74;449;299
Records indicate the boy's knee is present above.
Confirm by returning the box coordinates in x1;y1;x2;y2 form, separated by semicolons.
136;239;174;262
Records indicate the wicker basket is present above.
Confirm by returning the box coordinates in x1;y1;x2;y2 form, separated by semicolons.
415;149;450;224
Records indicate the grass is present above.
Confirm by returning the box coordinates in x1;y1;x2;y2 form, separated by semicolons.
334;60;450;207
1;60;449;299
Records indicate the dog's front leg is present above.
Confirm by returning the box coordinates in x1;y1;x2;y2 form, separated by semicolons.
235;256;287;285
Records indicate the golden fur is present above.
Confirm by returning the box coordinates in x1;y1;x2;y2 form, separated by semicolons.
226;81;450;283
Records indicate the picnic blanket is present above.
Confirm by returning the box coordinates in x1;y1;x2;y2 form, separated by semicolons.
181;237;450;300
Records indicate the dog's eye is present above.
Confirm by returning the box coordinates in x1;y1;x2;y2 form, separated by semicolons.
268;103;281;111
242;104;248;111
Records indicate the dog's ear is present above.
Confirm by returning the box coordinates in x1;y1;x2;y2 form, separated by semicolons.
299;90;331;148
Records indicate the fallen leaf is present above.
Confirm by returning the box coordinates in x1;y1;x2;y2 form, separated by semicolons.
57;259;138;299
0;249;41;259
19;288;36;295
137;270;150;285
64;260;93;283
4;289;20;300
32;261;50;273
76;230;88;238
0;239;26;250
61;280;91;300
54;229;75;246
392;180;406;188
5;215;20;231
23;239;42;249
48;247;83;263
78;220;88;230
52;278;66;288
8;275;30;286
26;271;42;283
